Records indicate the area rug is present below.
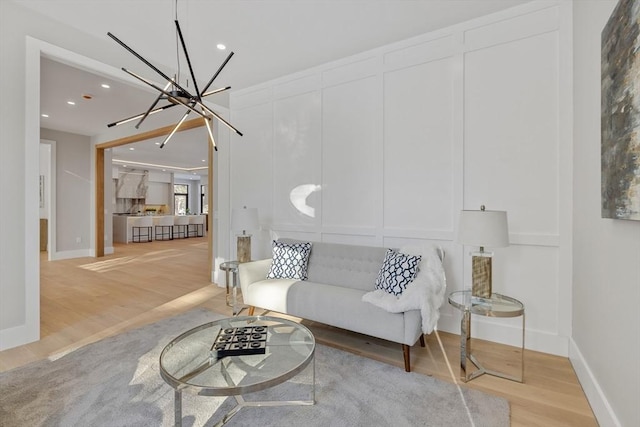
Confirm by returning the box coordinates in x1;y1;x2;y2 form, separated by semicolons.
0;309;509;426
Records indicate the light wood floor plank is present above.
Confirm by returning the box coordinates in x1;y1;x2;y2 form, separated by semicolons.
0;238;597;426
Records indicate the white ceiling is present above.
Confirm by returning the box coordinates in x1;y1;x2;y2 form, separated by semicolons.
25;0;530;172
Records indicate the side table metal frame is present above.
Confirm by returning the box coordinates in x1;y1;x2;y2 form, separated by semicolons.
219;261;246;316
450;291;525;383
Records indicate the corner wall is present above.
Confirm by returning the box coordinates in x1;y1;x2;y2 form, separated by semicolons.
572;1;640;426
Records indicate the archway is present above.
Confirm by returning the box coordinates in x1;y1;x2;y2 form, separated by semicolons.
94;117;215;275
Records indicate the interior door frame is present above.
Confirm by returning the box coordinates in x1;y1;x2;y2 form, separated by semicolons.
94;118;214;276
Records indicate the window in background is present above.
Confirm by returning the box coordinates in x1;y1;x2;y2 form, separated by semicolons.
201;184;208;214
174;184;189;215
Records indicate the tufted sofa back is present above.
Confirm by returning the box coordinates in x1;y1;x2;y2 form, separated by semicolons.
279;239;387;292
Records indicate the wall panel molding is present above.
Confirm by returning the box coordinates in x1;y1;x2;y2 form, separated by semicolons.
321;56;378;88
463;5;559;52
383;34;456;71
273;74;321;100
229;1;570;356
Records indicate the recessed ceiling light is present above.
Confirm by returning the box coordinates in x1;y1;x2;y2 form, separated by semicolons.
129;147;135;151
101;83;110;89
155;142;160;145
41;114;49;118
216;43;226;50
162;169;166;172
201;159;206;162
122;164;127;167
67;101;76;105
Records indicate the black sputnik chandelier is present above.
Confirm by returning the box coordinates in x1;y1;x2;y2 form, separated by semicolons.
106;8;242;150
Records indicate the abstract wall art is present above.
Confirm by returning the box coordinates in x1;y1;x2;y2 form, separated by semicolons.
601;0;640;220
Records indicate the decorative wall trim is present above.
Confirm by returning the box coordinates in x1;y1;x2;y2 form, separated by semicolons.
229;1;570;355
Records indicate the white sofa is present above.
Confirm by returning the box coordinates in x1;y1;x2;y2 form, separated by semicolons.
238;239;445;372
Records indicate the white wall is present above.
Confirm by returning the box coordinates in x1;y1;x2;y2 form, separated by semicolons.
40;128;92;257
572;1;640;426
228;1;573;356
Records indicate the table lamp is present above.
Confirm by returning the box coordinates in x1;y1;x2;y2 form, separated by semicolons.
456;205;509;299
231;206;259;263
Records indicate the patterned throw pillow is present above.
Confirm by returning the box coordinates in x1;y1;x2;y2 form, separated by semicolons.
375;249;422;296
266;240;312;280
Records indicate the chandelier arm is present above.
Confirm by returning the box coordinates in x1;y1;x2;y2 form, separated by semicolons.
107;103;179;128
174;20;201;100
107;32;195;100
160;109;192;148
200;51;234;96
202;86;231;98
196;101;243;136
202;113;217;151
122;68;208;120
135;81;174;129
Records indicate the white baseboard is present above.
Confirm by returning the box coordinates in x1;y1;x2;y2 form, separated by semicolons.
51;249;92;260
569;338;621;427
0;322;38;351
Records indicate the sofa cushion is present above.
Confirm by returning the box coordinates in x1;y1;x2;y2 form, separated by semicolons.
280;239;388;292
266;240;312;280
375;249;421;296
285;281;423;345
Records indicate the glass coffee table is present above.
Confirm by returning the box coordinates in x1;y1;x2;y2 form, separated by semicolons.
160;315;316;426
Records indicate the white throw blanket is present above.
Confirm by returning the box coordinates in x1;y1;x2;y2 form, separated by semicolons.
362;245;447;334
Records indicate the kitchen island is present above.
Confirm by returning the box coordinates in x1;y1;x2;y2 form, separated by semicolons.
112;214;205;243
112;215;143;243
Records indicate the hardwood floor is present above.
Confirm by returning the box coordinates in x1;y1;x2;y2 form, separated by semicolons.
0;239;597;426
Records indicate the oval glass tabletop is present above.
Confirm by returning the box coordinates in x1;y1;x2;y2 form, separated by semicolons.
448;290;524;318
159;315;315;397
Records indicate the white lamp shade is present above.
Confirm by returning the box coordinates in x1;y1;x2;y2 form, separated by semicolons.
231;207;259;232
456;209;509;248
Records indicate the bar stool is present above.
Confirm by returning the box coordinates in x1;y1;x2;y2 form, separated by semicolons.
173;215;190;239
153;215;174;241
188;215;205;237
131;216;153;243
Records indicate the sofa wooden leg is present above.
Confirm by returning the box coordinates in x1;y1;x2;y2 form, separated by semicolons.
420;334;425;347
248;306;255;316
402;344;411;372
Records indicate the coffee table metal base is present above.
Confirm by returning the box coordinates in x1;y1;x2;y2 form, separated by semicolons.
173;357;315;427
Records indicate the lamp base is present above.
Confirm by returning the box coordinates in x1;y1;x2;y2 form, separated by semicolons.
471;254;492;299
237;235;252;263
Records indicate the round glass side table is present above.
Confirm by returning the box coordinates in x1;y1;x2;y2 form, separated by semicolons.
448;290;525;383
